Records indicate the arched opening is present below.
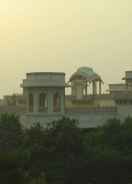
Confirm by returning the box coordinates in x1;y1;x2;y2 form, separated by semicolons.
53;93;61;112
39;93;48;112
29;93;34;112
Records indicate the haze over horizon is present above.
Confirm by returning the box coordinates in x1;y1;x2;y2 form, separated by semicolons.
0;0;132;97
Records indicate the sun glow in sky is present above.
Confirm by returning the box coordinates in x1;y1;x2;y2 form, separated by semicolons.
0;0;132;97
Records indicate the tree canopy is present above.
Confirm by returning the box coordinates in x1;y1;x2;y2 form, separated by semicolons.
0;114;132;183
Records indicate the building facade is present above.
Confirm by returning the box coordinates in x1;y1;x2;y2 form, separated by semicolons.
21;72;65;128
20;67;132;128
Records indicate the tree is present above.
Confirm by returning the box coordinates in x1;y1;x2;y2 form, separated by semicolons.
23;123;47;180
42;117;83;184
0;113;23;152
45;117;83;158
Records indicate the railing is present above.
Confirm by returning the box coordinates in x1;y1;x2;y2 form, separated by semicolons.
66;94;112;101
66;106;117;113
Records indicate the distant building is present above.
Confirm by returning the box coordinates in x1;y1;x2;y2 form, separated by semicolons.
2;94;26;107
0;94;26;115
19;67;132;128
109;71;132;103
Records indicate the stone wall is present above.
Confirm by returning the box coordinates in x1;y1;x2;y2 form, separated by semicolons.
20;110;118;129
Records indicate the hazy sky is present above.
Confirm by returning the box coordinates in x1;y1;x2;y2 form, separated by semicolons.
0;0;132;97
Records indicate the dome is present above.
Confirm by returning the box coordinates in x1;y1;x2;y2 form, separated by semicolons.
77;67;95;78
70;66;102;82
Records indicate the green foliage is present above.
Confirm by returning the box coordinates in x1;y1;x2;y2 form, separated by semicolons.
45;117;83;156
82;117;132;160
0;113;23;152
1;114;132;183
42;117;83;183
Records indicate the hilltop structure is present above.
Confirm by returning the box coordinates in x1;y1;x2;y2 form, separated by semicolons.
20;67;132;128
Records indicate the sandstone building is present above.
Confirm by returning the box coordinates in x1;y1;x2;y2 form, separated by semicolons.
20;67;132;128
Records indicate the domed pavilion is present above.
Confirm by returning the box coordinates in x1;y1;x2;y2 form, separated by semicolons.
68;67;103;99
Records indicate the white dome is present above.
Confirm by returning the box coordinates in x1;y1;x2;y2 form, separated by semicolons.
77;67;95;78
70;66;102;82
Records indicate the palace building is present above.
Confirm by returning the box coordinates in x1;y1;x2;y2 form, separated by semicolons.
19;67;132;128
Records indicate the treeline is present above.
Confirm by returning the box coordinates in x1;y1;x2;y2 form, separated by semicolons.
1;114;132;183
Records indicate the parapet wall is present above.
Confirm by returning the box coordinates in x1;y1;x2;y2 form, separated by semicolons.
20;110;117;129
20;104;132;129
22;72;65;88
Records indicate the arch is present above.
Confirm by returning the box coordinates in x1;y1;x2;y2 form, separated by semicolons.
39;93;48;112
53;92;61;112
29;93;34;112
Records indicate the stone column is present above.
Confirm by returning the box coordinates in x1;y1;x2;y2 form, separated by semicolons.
76;84;83;99
99;81;102;95
61;93;65;114
48;92;53;114
27;92;34;113
33;92;39;113
71;82;76;97
23;89;29;113
92;81;97;95
26;92;29;113
85;83;88;96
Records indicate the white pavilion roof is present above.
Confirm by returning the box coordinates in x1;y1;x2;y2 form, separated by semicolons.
70;67;102;82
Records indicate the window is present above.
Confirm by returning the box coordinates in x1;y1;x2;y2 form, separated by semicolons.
53;93;61;112
39;93;48;112
29;94;33;112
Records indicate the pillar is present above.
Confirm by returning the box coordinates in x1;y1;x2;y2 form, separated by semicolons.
26;92;29;112
76;84;83;99
60;93;65;114
48;92;53;114
27;92;34;113
99;81;102;95
71;82;76;97
33;92;39;113
85;83;88;96
92;81;97;95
